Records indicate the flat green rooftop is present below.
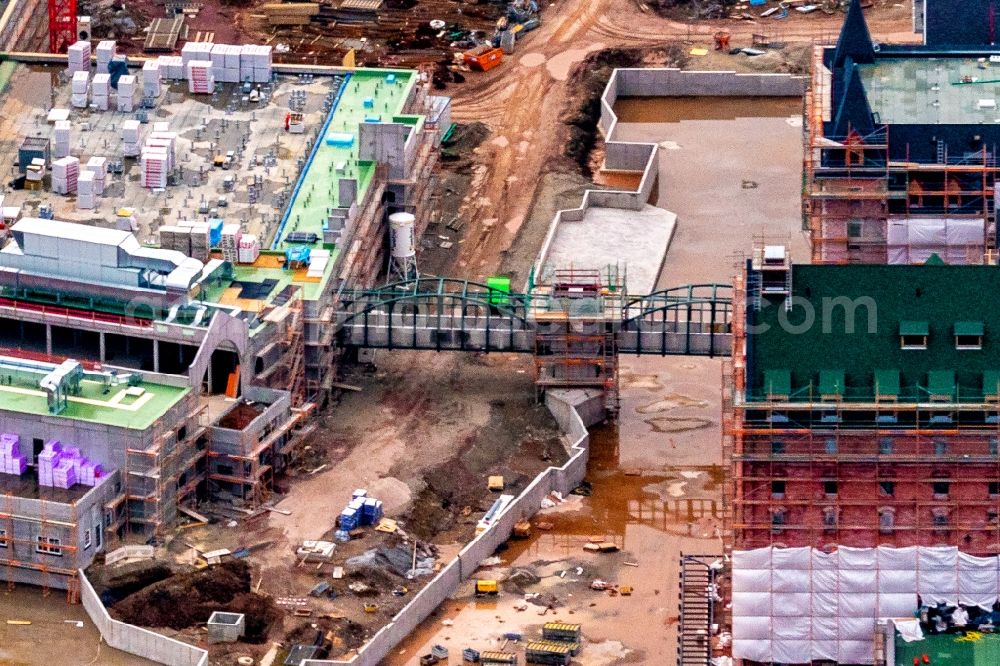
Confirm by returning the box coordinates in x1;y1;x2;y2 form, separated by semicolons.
858;58;1000;125
0;375;190;430
897;631;1000;666
276;68;416;255
750;264;1000;402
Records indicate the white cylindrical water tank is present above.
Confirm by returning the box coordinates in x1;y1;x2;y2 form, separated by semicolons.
389;212;416;259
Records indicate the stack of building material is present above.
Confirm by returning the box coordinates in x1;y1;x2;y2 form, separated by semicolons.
261;3;319;26
37;440;62;486
208;218;224;246
239;45;255;82
210;44;227;82
229;44;244;83
92;73;110;110
159;225;191;255
237;234;260;264
122;119;142;157
307;248;330;278
71;71;89;108
339;490;383;529
52;156;80;195
85;156;107;194
147;131;177;170
189;225;210;261
78;171;96;209
0;434;27;476
25;158;45;185
157;55;184;80
52;120;71;159
67;41;91;74
51;457;77;489
79;460;103;486
220;224;242;262
140;147;169;189
187;60;215;94
37;442;104;488
142;60;161;98
95;40;116;73
181;41;214;68
117;74;137;112
252;44;273;83
362;497;384;524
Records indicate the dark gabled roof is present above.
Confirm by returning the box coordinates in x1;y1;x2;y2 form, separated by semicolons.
831;60;875;137
833;0;875;68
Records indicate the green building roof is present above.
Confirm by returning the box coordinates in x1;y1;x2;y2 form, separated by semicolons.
748;264;1000;403
0;377;190;430
896;631;1000;666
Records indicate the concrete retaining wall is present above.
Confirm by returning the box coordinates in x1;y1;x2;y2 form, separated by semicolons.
79;569;209;666
74;391;601;666
533;67;806;288
300;389;603;665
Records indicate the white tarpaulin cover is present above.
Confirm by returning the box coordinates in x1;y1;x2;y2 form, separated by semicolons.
886;217;984;264
732;546;1000;664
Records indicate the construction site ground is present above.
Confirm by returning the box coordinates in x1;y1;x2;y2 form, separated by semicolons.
374;83;810;666
0;585;157;665
385;354;725;665
4;1;920;664
117;351;567;664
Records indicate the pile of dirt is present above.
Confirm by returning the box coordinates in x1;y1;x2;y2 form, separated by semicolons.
648;0;736;19
562;46;689;175
737;43;813;75
110;560;279;642
441;122;491;172
93;560;174;605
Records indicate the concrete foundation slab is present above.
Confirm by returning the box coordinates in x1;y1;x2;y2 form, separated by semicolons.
539;204;676;294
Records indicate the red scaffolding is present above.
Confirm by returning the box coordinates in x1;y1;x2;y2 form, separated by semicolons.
47;0;77;54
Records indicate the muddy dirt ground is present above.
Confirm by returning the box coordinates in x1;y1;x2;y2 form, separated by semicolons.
384;355;726;665
0;585;158;666
103;352;568;663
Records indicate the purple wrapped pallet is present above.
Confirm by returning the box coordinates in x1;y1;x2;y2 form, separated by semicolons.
43;439;62;452
52;460;77;489
7;456;26;476
62;445;81;458
79;461;104;486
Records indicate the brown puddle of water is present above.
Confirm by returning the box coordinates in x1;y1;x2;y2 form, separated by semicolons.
502;423;719;565
593;170;643;190
382;422;722;665
613;95;801;123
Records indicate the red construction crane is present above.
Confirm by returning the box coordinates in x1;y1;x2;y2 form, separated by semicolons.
47;0;78;54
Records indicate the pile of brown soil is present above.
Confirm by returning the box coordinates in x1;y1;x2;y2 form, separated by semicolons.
110;560;279;643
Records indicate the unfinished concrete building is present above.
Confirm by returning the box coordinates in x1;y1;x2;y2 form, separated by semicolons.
0;53;445;592
0;353;206;595
725;254;1000;555
804;0;1000;264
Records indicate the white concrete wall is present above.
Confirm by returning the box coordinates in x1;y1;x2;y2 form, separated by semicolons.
79;570;209;666
532;67;806;289
300;389;603;666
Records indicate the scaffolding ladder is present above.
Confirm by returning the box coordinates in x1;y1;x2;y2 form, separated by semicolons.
677;554;717;666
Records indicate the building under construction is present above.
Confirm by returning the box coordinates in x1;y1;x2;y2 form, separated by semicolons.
0;54;445;590
726;253;1000;555
804;0;1000;264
